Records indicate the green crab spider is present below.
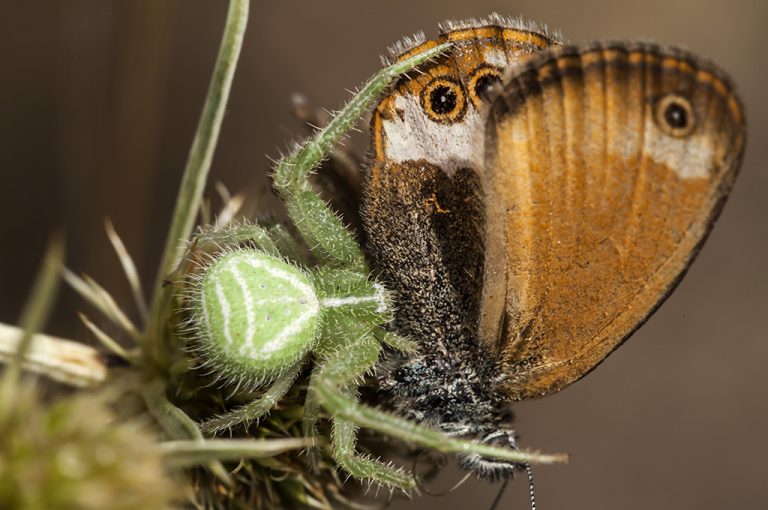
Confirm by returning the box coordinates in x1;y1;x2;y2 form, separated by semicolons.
179;43;565;491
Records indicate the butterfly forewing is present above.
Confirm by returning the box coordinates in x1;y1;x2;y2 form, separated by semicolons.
482;43;745;400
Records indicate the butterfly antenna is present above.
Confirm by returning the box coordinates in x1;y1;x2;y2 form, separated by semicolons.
488;463;536;510
525;463;537;510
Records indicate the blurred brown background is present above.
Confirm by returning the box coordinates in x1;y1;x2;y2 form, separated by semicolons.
1;1;766;509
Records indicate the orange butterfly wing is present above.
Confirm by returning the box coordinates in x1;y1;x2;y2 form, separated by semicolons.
479;43;745;400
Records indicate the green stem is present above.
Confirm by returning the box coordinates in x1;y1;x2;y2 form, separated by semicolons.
160;438;310;467
145;0;249;367
0;236;64;414
141;379;233;485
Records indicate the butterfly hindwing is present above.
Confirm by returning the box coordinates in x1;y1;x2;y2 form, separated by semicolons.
480;42;745;400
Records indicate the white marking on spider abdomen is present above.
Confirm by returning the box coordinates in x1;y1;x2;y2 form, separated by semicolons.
198;251;320;375
382;93;487;176
229;265;256;357
320;295;378;307
373;282;388;313
214;279;234;346
240;256;319;359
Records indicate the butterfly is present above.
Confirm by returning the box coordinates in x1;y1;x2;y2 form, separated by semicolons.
361;14;745;479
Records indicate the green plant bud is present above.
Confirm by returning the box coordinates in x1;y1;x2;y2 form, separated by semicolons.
0;386;177;510
191;249;320;386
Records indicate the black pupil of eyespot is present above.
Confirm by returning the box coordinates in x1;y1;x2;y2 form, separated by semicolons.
475;74;501;102
664;102;688;129
430;85;458;115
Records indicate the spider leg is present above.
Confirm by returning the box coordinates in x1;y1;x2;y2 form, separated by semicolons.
195;222;280;256
376;330;419;355
271;43;450;270
314;356;568;467
292;92;364;233
312;333;414;489
199;362;302;436
264;222;309;265
172;222;283;284
333;399;414;491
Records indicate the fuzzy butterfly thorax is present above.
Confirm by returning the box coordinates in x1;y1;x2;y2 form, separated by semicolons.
362;14;744;479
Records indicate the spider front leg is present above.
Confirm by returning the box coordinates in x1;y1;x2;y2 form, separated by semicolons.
271;43;450;270
303;319;418;475
312;332;414;490
313;352;569;470
301;328;418;448
334;408;413;490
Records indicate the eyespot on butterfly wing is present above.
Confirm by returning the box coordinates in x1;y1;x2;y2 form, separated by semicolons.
480;42;746;400
363;19;745;460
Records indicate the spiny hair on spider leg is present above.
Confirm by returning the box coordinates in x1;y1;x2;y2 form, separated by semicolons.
333;447;407;483
302;121;323;132
320;108;365;135
192;218;264;238
265;153;282;166
311;267;389;301
363;476;390;498
181;231;298;272
311;331;380;371
268;146;330;181
203;408;273;434
192;222;286;259
292;202;360;241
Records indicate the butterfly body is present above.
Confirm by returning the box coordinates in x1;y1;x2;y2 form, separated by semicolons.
362;15;744;479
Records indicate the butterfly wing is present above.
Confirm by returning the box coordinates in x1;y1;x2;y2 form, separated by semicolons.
479;42;745;400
